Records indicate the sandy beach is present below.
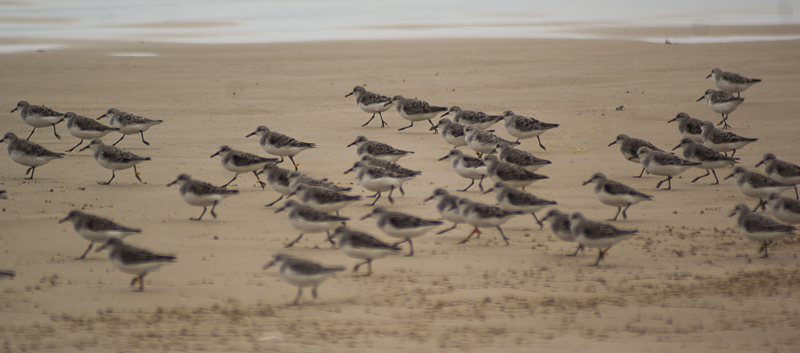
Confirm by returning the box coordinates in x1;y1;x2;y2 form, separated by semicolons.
1;34;800;352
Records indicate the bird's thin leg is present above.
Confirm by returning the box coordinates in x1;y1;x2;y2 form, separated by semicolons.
133;165;142;183
284;233;305;248
112;134;125;146
221;174;238;188
101;171;116;185
251;171;266;189
26;128;36;140
191;207;207;221
291;287;303;305
398;122;414;131
65;139;84;152
266;195;284;207
428;119;438;134
609;207;622;221
458;179;475;192
566;244;584;257
77;242;94;260
692;170;711;183
386;186;395;204
289;156;299;171
634;166;646;178
362;113;377;127
497;226;510;246
139;130;150;146
24;167;36;180
378;112;387;127
52;124;61;140
536;136;547;151
367;192;382;206
209;200;219;218
621;204;631;220
436;223;458;234
531;213;543;229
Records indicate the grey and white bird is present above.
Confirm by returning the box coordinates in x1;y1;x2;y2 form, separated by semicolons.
441;106;502;130
275;200;349;248
423;188;465;234
63;112;118;152
431;118;468;148
700;120;757;158
667;112;704;143
360;207;442;256
673;137;738;185
95;238;176;292
260;164;294;207
582;173;653;221
608;134;662;178
496;142;551;172
167;174;239;221
246;126;316;171
463;125;517;157
386;95;448;133
79;139;150;185
569;213;637;266
756;153;800;199
483;155;549;189
59;210;142;260
1;132;64;179
724;166;793;212
345;85;393;127
729;204;795;258
456;198;524;246
696;89;744;129
344;161;415;206
485;181;556;227
360;155;421;178
501;110;559;150
439;149;488;192
262;254;345;305
540;209;583;256
287;171;351;193
97;108;163;146
347;135;413;162
11;100;65;140
707;68;761;98
330;226;401;276
637;146;700;190
765;194;800;225
289;184;361;215
210;145;279;188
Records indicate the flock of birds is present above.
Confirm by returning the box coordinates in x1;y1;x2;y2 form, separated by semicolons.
2;67;799;305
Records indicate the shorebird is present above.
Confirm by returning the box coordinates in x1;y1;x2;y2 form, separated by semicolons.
1;132;64;179
431;118;468;149
360;155;421;178
485;181;556;226
441;106;502;130
262;254;345;305
59;210;142;260
287;171;351;193
386;95;447;133
275;200;349;248
501;110;559;150
167;174;239;221
765;194;800;225
483;155;549;189
344;161;415;205
463;125;516;157
541;209;583;256
724;166;793;212
439;149;488;192
361;207;442;256
608;134;662;178
697;89;744;129
707;68;761;97
347;135;413;162
667;112;703;143
97;108;162;146
260;164;294;207
11;100;65;140
63;112;118;152
423;188;465;234
496;142;551;172
569;213;637;266
756;153;800;199
456;198;523;246
582;173;652;221
729;204;795;258
330;226;401;276
345;85;393;127
210;145;278;188
246;126;315;171
80;139;150;185
673;137;738;185
96;238;176;292
289;184;361;216
637;146;700;190
700;121;757;158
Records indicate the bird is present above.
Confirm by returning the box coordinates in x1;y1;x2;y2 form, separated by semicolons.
431;118;468;149
344;161;415;206
210;145;279;188
696;89;744;129
456;198;523;246
423;188;465;234
765;194;800;225
463;125;517;157
275;200;349;248
756;153;800;199
724;167;793;212
289;184;361;216
608;134;662;178
63;112;119;152
438;149;488;192
501;110;559;150
260;163;294;207
485;181;556;226
637;146;700;190
287;171;351;193
246;126;315;171
262;254;344;305
59;210;142;260
347;135;413;162
441;106;502;130
707;68;761;98
11;100;65;140
582;173;653;221
360;207;442;256
700;120;757;158
569;213;637;266
79;139;151;185
386;95;447;133
330;226;401;276
483;155;549;189
729;204;795;258
496;142;552;172
1;132;64;179
359;155;421;178
672;137;738;185
97;108;163;146
667;112;703;143
345;85;393;127
167;174;239;221
540;209;583;256
95;238;176;292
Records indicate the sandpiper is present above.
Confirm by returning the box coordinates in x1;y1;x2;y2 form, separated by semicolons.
63;112;118;152
765;194;800;225
729;204;795;258
456;198;523;246
80;139;150;185
360;155;421;178
345;86;393;127
387;95;448;133
11;100;65;140
441;106;502;130
260;164;294;207
275;200;349;248
569;213;637;266
496;142;551;172
431;118;468;148
541;209;583;256
707;68;761;97
423;188;465;234
667;112;703;143
97;108;162;146
210;145;279;188
439;149;488;192
59;210;142;260
673;137;738;184
344;161;415;205
287;171;352;193
1;132;64;179
637;146;700;190
485;181;556;226
501;110;559;150
700;121;757;158
756;153;800;199
697;89;744;129
246;126;315;170
167;174;239;221
289;184;361;216
582;173;652;221
263;254;344;305
483;155;549;189
330;226;401;276
347;135;413;162
608;134;662;178
463;125;516;157
361;207;442;256
724;166;793;212
96;238;176;292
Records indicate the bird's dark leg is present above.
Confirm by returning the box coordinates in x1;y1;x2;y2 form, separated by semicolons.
655;176;672;190
209;200;219;218
531;213;543;229
326;231;336;247
24;167;36;180
221;174;238;188
65;139;84;152
589;248;605;266
428;119;438;134
112;134;125;146
405;239;414;256
288;156;299;171
284;233;305;248
436;223;458;234
609;207;622;221
362;113;377;127
266;195;284;207
26;128;36;140
386;186;395;204
77;242;94;260
566;244;584;257
457;228;479;244
634;166;646;178
100;171;116;185
139;130;150;146
251;171;266;189
311;286;318;299
692;170;711;183
378;112;387;127
133;165;143;183
52;124;61;140
478;175;485;192
191;206;207;221
398;122;414;131
366;192;382;206
458;179;475;192
291;287;303;305
621;204;631;220
536;136;547;151
730;150;737;158
497;226;510;245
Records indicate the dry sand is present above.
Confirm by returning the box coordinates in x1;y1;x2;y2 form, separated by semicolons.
1;33;799;352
